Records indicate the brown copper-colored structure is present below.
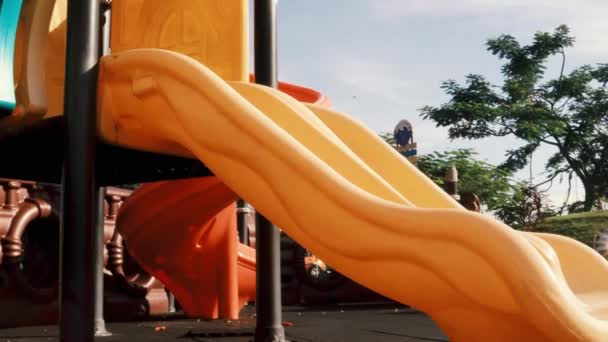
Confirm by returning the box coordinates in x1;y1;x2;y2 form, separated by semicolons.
1;197;58;303
103;187;169;318
0;179;170;327
0;181;30;254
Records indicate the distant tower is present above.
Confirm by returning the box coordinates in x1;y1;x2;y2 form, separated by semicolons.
444;165;459;200
393;119;417;164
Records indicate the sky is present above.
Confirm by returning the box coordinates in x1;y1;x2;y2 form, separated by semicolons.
255;0;608;207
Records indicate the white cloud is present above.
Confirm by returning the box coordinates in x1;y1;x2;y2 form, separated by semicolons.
327;54;411;107
369;0;608;56
370;0;596;19
371;0;523;18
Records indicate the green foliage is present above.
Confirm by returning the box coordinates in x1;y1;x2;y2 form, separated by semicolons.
494;184;556;230
416;148;515;211
378;132;396;146
421;25;608;211
537;210;608;247
566;198;607;213
379;133;562;227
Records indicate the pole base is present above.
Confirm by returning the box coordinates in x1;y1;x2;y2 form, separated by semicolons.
94;320;112;337
167;290;176;313
254;325;287;342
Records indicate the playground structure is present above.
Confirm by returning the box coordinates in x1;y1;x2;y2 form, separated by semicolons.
0;172;382;326
0;179;171;327
2;1;608;342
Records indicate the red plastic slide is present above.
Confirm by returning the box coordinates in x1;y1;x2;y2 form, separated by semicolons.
251;74;332;107
116;177;255;320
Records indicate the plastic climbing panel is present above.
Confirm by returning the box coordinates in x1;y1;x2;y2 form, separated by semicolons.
110;0;249;82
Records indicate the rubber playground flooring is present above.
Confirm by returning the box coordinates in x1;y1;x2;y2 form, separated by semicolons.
0;303;448;342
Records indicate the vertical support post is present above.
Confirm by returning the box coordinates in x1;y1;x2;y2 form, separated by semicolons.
236;199;250;245
59;0;101;341
253;1;286;341
100;1;111;56
93;1;112;337
94;188;110;336
444;165;459;200
167;290;176;313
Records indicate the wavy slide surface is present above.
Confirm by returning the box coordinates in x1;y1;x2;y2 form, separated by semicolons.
102;49;608;341
115;77;333;319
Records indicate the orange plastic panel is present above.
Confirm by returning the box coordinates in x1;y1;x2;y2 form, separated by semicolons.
116;177;255;319
13;0;65;117
110;0;249;82
250;74;332;107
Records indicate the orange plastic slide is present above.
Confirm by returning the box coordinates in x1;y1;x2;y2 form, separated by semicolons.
116;177;255;320
114;79;330;320
99;49;608;342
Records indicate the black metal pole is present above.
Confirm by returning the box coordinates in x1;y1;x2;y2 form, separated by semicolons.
94;188;110;336
59;0;101;341
254;216;285;342
167;289;176;313
236;199;250;245
100;1;111;56
253;1;285;341
93;2;112;337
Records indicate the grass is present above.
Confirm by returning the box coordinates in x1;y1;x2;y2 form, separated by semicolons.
536;210;608;247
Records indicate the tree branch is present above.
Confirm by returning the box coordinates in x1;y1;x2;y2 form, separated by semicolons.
557;96;572;112
534;168;569;188
559;171;574;214
537;135;560;146
536;93;555;108
550;134;590;180
558;49;566;89
547;48;567;114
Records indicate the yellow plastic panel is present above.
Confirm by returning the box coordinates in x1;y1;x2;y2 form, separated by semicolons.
43;0;65;117
97;49;608;341
110;0;249;82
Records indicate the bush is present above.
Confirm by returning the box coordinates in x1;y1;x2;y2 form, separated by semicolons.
536;211;608;247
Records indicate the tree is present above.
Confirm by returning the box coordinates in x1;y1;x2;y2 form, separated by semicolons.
416;149;516;212
420;25;608;211
494;183;556;230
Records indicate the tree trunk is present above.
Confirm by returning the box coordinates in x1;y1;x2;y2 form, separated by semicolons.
583;182;596;212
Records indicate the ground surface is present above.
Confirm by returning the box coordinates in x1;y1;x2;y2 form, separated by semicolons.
0;304;448;342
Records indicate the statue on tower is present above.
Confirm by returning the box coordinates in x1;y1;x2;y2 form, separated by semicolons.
393;119;417;164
